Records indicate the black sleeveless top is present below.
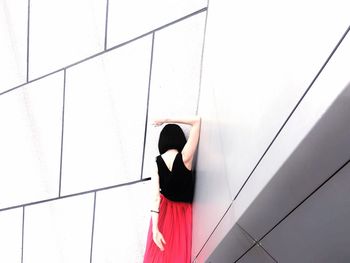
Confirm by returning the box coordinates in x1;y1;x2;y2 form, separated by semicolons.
156;152;194;203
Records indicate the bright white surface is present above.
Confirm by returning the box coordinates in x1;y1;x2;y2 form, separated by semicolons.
193;0;350;259
261;161;350;262
236;32;350;240
61;36;152;195
92;181;151;262
107;0;206;48
199;0;350;199
192;79;233;259
23;194;94;263
142;13;206;179
0;0;27;93
0;72;63;209
29;0;105;79
0;208;22;263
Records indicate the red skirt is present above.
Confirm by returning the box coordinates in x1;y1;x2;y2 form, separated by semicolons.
143;194;192;263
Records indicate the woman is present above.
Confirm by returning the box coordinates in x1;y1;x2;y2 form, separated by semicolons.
143;116;201;263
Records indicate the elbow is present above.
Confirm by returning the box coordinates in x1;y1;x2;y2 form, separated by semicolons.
194;115;201;124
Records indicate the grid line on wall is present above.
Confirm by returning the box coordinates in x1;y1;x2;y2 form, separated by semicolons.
0;4;207;222
0;5;209;262
0;177;150;213
26;0;31;82
194;202;233;260
200;25;350;261
233;24;350;201
0;7;207;98
104;0;109;50
196;1;209;115
231;243;255;263
58;69;66;197
236;223;258;243
21;206;25;263
232;243;278;263
90;192;97;263
258;243;278;263
234;224;278;263
258;158;350;243
229;224;256;262
233;158;350;262
140;32;155;180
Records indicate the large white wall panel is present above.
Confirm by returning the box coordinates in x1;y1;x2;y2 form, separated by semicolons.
260;161;350;262
107;0;206;48
192;79;233;260
0;0;27;93
0;208;22;263
61;36;152;195
0;72;64;209
142;13;206;179
92;181;151;262
29;0;105;79
23;194;94;263
236;32;350;241
199;0;350;199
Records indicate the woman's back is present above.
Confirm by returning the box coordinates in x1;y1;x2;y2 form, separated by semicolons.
157;150;194;203
160;149;179;171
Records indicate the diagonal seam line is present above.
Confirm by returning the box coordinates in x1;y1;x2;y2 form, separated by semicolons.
140;33;155;180
104;0;109;50
194;201;233;260
89;192;97;263
196;4;209;115
199;24;350;262
58;69;66;197
234;24;350;201
0;7;207;97
21;206;25;263
258;243;278;263
0;177;151;213
236;223;258;243
235;158;350;262
26;0;30;81
258;158;350;242
233;243;278;263
233;243;255;263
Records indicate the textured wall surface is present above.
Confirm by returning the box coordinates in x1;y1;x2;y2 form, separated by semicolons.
192;0;350;262
1;0;350;262
0;0;207;262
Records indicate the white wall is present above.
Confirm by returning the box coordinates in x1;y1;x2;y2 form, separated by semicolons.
192;0;350;261
0;0;207;262
0;0;27;92
2;0;349;262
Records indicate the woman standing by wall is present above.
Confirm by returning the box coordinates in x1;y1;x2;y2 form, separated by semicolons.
143;116;201;263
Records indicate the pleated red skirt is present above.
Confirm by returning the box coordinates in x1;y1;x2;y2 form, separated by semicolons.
143;194;192;263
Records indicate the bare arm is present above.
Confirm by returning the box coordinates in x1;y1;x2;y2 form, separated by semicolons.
153;115;201;170
150;161;166;251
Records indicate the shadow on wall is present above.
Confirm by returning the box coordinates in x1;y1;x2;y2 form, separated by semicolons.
205;81;350;262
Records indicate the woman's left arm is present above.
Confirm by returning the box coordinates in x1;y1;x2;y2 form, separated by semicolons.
150;162;166;251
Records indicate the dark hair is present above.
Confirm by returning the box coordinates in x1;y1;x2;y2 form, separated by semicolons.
158;124;187;154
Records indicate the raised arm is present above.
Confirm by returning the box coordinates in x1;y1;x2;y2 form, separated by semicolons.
153;116;201;170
